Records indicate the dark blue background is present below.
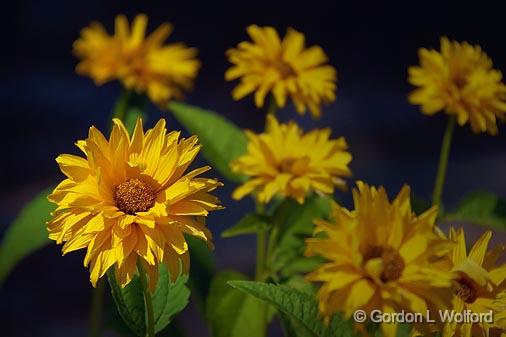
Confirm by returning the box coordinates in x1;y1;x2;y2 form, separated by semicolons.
1;1;505;336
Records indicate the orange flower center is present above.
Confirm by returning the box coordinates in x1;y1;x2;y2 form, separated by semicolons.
114;178;156;215
364;246;405;282
272;58;296;79
279;158;297;173
454;278;477;303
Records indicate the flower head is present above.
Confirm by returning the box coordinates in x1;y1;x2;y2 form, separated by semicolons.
305;182;454;337
231;115;351;204
48;118;222;289
408;37;506;134
226;25;337;118
442;228;506;337
74;14;200;106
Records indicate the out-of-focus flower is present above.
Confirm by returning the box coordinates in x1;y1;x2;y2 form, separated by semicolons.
74;14;200;106
48;118;222;290
231;115;351;204
408;37;506;135
305;182;454;337
442;228;506;337
226;25;337;118
493;291;506;333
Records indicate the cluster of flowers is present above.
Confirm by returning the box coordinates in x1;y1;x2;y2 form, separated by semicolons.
48;14;505;337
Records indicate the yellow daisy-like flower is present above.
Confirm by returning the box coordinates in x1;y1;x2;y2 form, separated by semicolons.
225;25;337;118
493;291;506;333
443;228;506;337
47;118;222;289
408;37;506;135
230;115;351;204
74;14;201;106
305;182;454;337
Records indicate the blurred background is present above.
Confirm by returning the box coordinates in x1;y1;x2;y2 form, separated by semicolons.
1;1;505;336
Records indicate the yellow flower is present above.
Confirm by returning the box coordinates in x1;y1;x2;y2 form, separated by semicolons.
305;182;454;337
408;37;506;135
74;14;201;106
493;291;506;332
231;115;351;204
47;118;222;289
442;228;506;337
225;25;337;118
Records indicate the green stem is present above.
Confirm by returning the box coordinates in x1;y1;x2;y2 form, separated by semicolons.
137;261;155;337
255;201;266;281
112;89;133;122
265;224;279;277
254;201;268;337
266;96;277;117
432;116;456;212
88;278;105;337
88;93;139;336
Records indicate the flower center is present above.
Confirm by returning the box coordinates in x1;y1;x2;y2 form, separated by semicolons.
454;278;477;303
453;74;469;89
279;158;296;173
364;246;405;282
272;59;296;79
114;178;156;215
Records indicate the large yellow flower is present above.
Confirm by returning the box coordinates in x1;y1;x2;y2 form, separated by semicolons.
305;182;454;337
225;25;337;118
442;228;506;337
408;37;506;135
47;118;222;289
74;14;201;106
231;115;351;204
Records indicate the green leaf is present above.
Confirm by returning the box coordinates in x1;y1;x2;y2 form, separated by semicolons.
152;265;190;333
372;323;411;337
221;213;272;238
0;188;54;285
283;275;316;295
206;271;272;337
107;269;146;337
279;312;301;337
228;281;355;337
106;286;187;337
270;195;331;277
279;256;325;280
272;194;331;244
107;264;190;336
168;102;247;182
444;191;506;230
395;324;412;337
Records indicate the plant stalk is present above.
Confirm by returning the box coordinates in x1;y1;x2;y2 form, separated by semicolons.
266;96;277;117
255;201;266;281
431;116;456;212
112;90;133;123
254;200;269;337
88;278;105;337
137;261;155;337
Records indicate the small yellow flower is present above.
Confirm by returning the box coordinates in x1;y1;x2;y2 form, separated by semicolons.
231;115;351;204
442;228;506;337
225;25;337;118
305;182;454;337
74;14;201;106
493;291;506;331
408;37;506;135
47;118;222;289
